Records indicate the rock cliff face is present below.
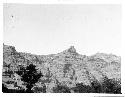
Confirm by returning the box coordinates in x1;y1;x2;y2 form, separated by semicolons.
2;44;121;93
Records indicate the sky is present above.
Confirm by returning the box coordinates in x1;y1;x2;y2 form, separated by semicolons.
3;4;121;55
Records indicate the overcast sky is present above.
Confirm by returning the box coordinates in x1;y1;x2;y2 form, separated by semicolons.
3;4;121;55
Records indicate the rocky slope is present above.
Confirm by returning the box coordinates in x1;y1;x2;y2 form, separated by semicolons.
2;44;121;93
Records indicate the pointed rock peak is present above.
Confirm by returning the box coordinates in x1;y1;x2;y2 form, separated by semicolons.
57;46;78;55
67;46;76;53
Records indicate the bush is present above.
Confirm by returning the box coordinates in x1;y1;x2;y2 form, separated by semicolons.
2;84;26;93
53;85;71;93
101;77;121;94
72;83;93;93
32;85;46;93
91;80;102;93
71;77;121;94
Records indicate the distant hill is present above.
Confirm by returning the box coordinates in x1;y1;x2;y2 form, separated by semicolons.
2;44;121;93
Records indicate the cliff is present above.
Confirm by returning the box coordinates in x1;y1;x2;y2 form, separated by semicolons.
2;44;121;93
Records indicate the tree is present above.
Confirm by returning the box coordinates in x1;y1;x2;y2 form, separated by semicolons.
21;64;43;92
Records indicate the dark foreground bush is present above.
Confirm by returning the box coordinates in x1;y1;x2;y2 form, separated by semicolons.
91;80;102;93
71;77;121;94
53;85;71;93
72;83;93;93
32;85;46;93
2;84;26;93
101;77;121;94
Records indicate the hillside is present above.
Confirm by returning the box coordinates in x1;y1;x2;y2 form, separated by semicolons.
2;44;121;93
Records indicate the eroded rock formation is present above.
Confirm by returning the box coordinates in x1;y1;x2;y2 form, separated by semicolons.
2;44;121;93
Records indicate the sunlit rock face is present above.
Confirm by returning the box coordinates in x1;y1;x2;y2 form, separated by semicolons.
2;44;121;93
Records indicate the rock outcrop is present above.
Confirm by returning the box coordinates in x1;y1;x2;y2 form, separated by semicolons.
2;44;121;93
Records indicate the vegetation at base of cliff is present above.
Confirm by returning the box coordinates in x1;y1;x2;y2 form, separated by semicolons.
53;85;71;93
2;63;121;93
2;71;121;93
2;84;26;93
101;76;121;94
52;77;121;93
